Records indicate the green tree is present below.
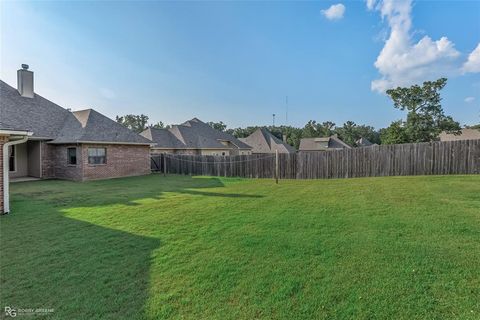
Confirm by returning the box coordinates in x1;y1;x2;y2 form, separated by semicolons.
380;120;409;145
385;78;461;143
150;121;165;129
207;121;227;132
335;121;357;146
229;126;258;138
281;126;304;149
302;121;336;138
116;114;150;133
334;121;380;147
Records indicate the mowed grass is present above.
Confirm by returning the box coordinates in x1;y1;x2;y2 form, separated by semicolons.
1;174;479;319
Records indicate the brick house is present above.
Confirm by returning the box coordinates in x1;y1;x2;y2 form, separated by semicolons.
0;65;152;213
141;118;252;156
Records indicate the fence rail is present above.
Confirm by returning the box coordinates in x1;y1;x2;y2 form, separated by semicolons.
151;139;480;179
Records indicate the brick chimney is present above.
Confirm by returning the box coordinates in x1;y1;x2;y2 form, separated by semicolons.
17;64;34;98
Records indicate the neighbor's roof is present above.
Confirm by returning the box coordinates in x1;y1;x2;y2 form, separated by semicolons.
439;129;480;141
0;80;151;145
239;128;296;154
142;118;252;150
356;137;375;147
299;135;351;151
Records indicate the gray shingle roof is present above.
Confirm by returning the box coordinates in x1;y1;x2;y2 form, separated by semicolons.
356;137;375;147
1;80;71;137
299;135;351;151
50;109;152;144
439;129;480;141
239;128;296;154
142;118;252;150
0;80;151;145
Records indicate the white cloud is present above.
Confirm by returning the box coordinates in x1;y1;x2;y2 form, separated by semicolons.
99;88;116;100
369;0;463;93
321;4;346;20
462;43;480;73
464;96;475;103
366;0;376;10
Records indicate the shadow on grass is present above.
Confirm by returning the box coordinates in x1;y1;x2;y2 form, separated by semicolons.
0;175;253;319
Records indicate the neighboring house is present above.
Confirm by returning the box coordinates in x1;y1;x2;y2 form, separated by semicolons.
238;128;296;154
356;137;376;147
141;118;252;156
299;135;351;151
0;65;152;213
439;129;480;141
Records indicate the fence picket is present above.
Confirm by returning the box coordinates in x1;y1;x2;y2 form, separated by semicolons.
150;140;480;179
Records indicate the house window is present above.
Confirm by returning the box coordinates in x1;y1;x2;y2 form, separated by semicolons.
8;145;15;172
67;147;77;165
88;147;106;165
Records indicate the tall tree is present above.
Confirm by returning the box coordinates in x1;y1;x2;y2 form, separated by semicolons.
116;114;150;133
302;120;336;138
207;121;227;132
335;121;358;146
385;78;461;143
379;120;409;145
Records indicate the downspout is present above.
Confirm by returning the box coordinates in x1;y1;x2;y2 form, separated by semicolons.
3;136;29;213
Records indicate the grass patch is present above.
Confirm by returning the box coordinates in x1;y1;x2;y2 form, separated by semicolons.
1;174;479;319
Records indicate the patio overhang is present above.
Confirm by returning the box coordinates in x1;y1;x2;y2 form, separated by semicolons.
1;129;33;214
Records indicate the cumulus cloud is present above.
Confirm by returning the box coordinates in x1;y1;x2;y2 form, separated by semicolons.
369;0;463;93
321;4;346;20
464;96;475;103
462;43;480;73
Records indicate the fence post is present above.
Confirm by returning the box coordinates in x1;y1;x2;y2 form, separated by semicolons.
163;153;167;177
275;149;279;184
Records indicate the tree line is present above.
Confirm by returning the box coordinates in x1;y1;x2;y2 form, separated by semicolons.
117;78;476;148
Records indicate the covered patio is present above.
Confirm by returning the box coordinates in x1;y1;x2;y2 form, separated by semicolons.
8;139;43;180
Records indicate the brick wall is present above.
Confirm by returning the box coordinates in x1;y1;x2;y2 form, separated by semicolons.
51;144;83;181
41;142;56;179
41;142;150;181
81;144;150;181
0;135;8;213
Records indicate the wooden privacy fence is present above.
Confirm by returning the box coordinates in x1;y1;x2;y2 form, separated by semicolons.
151;139;480;179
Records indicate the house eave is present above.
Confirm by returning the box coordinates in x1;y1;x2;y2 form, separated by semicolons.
47;140;152;146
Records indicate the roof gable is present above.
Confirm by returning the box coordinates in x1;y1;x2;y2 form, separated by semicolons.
1;80;150;144
240;128;296;154
52;109;152;144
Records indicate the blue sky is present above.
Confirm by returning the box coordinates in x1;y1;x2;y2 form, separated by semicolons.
1;0;479;129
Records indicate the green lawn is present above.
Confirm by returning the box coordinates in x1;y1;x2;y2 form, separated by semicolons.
1;174;479;319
